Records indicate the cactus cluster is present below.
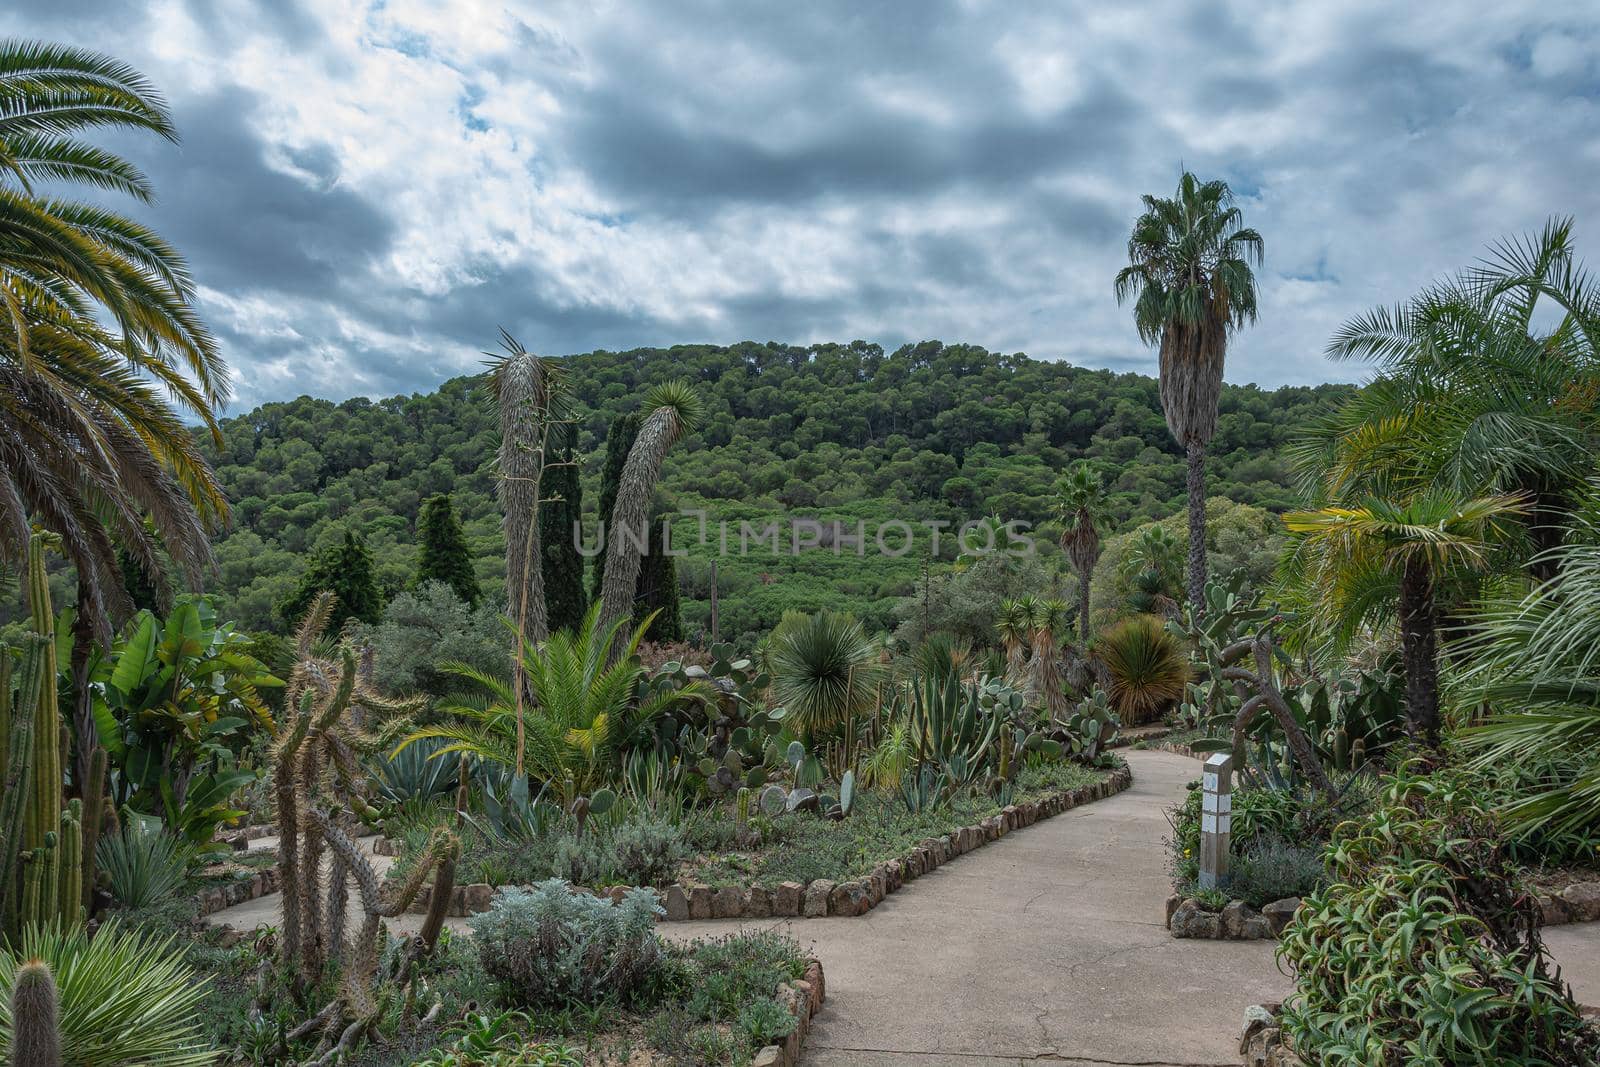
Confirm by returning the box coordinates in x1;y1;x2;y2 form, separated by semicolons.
271;592;458;1060
1062;690;1122;763
0;534;101;936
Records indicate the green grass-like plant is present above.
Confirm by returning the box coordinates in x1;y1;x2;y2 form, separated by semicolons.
97;823;190;909
0;919;215;1066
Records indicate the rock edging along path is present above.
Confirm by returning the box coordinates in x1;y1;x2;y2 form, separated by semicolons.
359;766;1133;922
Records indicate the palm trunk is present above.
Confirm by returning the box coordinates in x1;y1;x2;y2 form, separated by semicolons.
1398;555;1440;745
1184;440;1208;614
70;592;97;792
1076;570;1092;647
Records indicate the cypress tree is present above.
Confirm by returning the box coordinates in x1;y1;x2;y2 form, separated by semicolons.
633;519;684;642
279;529;384;630
591;412;640;604
540;444;586;633
416;494;479;606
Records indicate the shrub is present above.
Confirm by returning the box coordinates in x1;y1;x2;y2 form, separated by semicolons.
737;997;796;1046
0;920;214;1066
98;824;190;909
469;880;663;1010
606;817;685;886
1096;614;1187;723
1227;838;1325;908
1278;767;1600;1066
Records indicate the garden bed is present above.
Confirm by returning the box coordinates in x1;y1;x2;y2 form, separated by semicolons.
390;764;1132;920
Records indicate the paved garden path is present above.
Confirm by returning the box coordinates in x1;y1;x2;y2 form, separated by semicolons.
207;749;1600;1066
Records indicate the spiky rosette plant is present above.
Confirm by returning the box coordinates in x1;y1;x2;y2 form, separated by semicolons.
272;592;457;1060
1096;614;1188;724
597;379;703;649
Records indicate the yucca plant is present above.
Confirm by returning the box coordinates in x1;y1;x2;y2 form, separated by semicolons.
1096;614;1188;724
597;379;703;640
0;920;215;1066
96;823;189;909
767;609;880;742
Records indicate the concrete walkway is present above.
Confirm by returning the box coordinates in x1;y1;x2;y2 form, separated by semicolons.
208;750;1600;1066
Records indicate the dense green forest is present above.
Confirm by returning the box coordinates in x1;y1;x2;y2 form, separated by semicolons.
192;340;1352;643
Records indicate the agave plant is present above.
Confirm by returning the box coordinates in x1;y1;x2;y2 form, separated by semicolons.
395;602;710;806
767;609;880;741
0;920;214;1066
96;823;190;909
1097;614;1188;724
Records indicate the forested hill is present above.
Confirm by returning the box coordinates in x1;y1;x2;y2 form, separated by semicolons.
199;340;1355;640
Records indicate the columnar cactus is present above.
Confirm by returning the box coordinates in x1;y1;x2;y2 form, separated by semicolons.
272;592;457;1059
11;958;61;1067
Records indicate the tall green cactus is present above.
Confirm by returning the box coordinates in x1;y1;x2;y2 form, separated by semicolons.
0;636;47;934
11;958;62;1067
24;534;61;868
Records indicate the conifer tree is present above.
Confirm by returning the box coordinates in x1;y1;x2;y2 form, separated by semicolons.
416;494;478;606
634;519;684;642
279;529;384;630
540;443;586;634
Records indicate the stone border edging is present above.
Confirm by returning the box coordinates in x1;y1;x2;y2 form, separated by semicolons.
1536;880;1600;926
1240;1004;1306;1067
401;766;1134;920
1145;739;1210;760
1166;894;1300;940
658;764;1132;922
195;865;280;917
754;957;825;1067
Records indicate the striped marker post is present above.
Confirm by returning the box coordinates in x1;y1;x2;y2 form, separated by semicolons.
1199;751;1233;891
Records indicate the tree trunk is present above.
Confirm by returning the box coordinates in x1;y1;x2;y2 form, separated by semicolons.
1076;569;1092;648
1398;555;1440;745
1185;439;1208;614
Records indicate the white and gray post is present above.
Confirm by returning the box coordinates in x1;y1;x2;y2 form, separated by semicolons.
1198;751;1233;891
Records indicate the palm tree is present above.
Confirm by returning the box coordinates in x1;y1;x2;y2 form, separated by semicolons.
1293;219;1600;581
395;602;707;804
1120;524;1184;616
2;40;229;785
1284;490;1527;745
1456;502;1600;841
1;41;228;608
1115;173;1263;612
1029;597;1072;721
597;380;702;645
768;609;880;742
1054;462;1110;641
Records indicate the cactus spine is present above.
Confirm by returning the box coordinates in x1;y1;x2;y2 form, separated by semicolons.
11;958;61;1067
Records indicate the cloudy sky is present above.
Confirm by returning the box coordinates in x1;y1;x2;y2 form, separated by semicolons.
7;1;1599;412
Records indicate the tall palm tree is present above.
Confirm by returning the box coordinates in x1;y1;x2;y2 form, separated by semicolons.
1293;219;1600;581
1;40;227;612
1115;173;1263;612
2;40;229;785
1054;462;1110;642
597;380;702;646
1284;490;1527;745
